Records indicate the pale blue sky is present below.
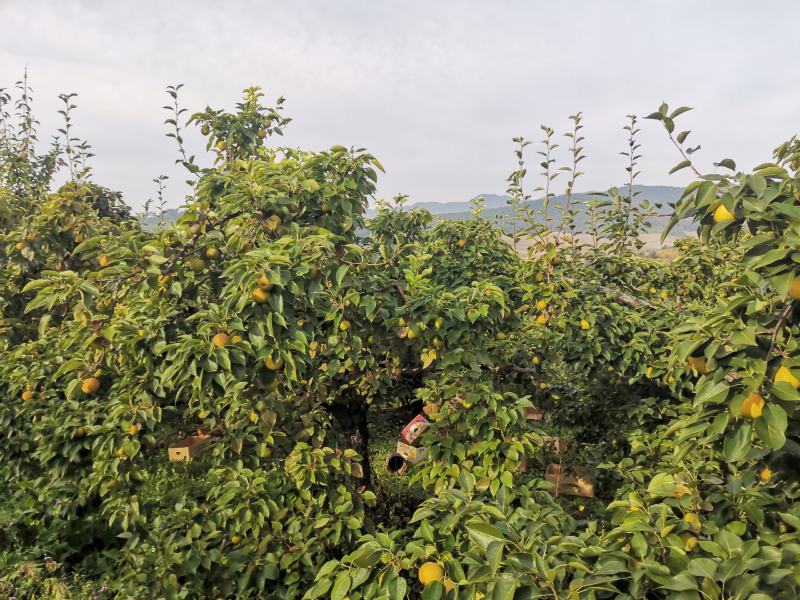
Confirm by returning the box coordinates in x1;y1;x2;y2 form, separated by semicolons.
1;1;798;209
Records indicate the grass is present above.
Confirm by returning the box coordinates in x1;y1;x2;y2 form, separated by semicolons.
366;403;428;529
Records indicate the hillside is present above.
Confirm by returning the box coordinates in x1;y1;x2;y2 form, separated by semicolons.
408;185;692;237
144;185;690;238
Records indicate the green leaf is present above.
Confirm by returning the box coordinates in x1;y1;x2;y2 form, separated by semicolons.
506;553;534;573
465;521;506;552
696;181;718;208
772;201;800;221
772;271;795;298
352;543;383;568
743;501;764;527
687;558;717;579
54;358;85;378
419;520;435;544
647;473;677;497
754;403;787;449
630;532;648;558
754;165;788;179
21;278;51;292
331;572;351;600
778;512;800;530
490;575;517;600
422;580;443;600
303;577;333;599
749;174;767;196
714;158;736;171
670;160;692;175
487;540;504;573
670;106;693;119
771;381;800;402
708;413;730;436
660;572;698;591
335;265;349;286
694;379;729;407
316;560;339;580
748;247;788;269
387;575;407;599
722;422;752;463
351;567;370;588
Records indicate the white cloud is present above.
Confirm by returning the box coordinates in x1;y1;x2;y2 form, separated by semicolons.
2;0;798;209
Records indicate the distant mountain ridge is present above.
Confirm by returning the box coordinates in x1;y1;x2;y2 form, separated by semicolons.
404;194;510;214
143;185;689;235
405;185;682;215
403;185;691;236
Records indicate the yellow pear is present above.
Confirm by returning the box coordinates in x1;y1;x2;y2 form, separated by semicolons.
788;276;800;300
251;288;269;304
187;257;206;272
418;562;444;586
713;204;734;223
740;392;765;419
264;355;284;371
774;365;800;389
684;513;702;533
212;333;230;348
81;377;101;394
258;275;273;290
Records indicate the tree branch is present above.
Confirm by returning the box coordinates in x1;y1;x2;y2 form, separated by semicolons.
597;285;659;309
767;303;793;363
391;282;407;304
668;132;703;178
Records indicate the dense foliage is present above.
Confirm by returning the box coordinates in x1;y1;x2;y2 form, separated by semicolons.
0;80;798;599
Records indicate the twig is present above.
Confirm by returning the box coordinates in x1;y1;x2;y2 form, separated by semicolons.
508;366;538;374
767;303;793;363
597;285;659;310
668;132;703;178
391;282;407;304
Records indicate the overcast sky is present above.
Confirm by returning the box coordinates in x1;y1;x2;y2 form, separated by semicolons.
1;1;799;210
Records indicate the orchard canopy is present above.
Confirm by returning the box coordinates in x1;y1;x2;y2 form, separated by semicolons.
1;82;799;599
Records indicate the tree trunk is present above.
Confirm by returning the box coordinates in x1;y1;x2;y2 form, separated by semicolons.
331;397;371;485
